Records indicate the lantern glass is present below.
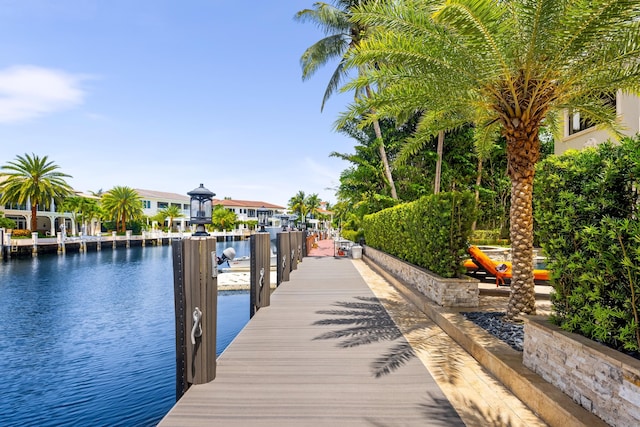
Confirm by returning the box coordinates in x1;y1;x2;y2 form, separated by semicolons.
281;214;289;231
257;206;269;232
187;183;215;236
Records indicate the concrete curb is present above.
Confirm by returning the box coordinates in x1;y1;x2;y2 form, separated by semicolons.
363;255;608;427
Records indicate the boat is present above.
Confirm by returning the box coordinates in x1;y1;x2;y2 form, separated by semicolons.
218;254;277;273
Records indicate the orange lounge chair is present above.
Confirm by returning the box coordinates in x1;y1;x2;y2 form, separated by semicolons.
464;245;550;286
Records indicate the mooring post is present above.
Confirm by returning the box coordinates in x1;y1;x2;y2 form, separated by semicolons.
172;236;218;401
57;231;65;254
126;230;131;248
96;232;101;251
289;232;298;272
0;228;4;260
276;231;290;286
31;232;38;257
250;232;271;318
295;231;303;264
112;231;117;249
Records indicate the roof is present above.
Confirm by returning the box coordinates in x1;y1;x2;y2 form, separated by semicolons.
134;188;190;202
213;199;285;209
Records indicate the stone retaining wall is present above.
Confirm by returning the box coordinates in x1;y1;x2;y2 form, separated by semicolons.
524;317;640;427
363;246;478;307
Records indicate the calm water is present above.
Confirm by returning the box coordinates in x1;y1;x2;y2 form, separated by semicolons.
0;243;250;427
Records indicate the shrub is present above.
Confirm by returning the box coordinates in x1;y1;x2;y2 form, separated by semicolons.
11;229;33;238
535;136;640;352
363;191;476;278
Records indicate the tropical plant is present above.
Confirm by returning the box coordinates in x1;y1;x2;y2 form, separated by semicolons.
0;153;74;231
211;204;237;231
288;190;308;223
296;0;398;199
0;211;16;229
59;196;101;236
101;186;143;233
344;0;640;319
305;193;321;220
157;205;184;231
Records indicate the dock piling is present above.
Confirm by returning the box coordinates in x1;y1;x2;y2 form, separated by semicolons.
172;237;218;400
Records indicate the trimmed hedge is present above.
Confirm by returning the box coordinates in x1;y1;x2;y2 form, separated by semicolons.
534;137;640;352
363;191;476;278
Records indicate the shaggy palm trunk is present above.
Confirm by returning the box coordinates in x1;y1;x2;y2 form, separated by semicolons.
507;174;536;318
504;121;541;320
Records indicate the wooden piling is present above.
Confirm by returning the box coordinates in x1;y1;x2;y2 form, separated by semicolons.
172;237;218;400
276;231;290;286
250;232;271;318
289;232;298;271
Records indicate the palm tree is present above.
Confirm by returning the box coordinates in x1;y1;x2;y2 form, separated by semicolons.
288;190;308;225
296;0;398;199
101;186;143;233
158;205;184;231
211;204;237;231
346;0;640;319
0;153;73;231
305;193;321;220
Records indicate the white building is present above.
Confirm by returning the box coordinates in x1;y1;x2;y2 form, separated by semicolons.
557;91;640;155
1;184;287;236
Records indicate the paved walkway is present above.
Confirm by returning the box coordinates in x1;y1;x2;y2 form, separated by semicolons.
160;239;546;426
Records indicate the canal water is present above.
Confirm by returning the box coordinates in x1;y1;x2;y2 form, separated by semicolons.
0;243;251;427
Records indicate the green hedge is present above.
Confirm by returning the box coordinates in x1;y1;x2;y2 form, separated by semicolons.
534;136;640;352
363;191;476;278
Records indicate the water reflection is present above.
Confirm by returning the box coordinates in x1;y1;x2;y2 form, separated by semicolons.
0;244;249;427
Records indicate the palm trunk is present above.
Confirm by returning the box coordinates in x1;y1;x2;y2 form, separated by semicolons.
507;175;536;318
365;84;398;200
504;124;541;320
434;130;444;194
30;203;38;231
472;157;483;231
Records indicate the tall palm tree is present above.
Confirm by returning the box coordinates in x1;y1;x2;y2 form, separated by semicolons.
346;0;640;319
158;205;184;231
296;0;398;199
101;186;143;233
305;193;322;220
0;153;73;231
288;190;308;224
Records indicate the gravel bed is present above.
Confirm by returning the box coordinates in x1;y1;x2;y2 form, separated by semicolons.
462;311;524;352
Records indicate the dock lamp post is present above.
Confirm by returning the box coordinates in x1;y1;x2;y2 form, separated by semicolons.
187;183;215;236
281;214;289;231
257;206;269;232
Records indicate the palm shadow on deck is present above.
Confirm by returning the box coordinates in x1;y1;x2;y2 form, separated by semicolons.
313;296;462;382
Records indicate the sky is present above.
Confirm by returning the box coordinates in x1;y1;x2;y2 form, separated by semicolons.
0;0;356;207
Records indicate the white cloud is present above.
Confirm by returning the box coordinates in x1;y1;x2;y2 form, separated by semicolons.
0;65;86;122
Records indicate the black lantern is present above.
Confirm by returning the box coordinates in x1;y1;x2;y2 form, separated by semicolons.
256;206;269;232
187;183;215;236
280;214;289;231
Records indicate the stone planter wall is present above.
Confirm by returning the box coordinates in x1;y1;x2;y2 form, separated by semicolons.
363;246;478;307
524;317;640;427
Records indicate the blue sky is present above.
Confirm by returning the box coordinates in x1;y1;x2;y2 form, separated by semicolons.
0;1;355;207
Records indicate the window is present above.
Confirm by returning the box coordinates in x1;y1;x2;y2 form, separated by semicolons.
158;202;168;209
568;92;617;135
248;209;256;217
142;200;151;209
183;204;189;210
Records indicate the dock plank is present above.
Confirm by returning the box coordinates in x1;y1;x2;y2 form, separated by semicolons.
159;256;464;426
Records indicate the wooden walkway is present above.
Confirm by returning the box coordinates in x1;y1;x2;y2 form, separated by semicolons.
159;255;465;426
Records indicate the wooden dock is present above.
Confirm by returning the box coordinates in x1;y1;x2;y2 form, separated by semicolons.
159;255;465;426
